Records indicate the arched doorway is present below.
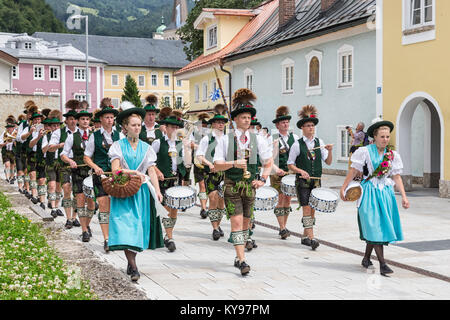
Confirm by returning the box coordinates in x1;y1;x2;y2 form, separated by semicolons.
396;92;444;192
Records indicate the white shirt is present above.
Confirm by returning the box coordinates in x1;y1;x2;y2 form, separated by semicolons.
195;131;224;158
41;134;54;159
61;128;91;159
49;126;77;159
287;136;329;165
152;134;181;173
272;132;300;153
109;139;157;173
15;121;27;143
84;126;125;158
213;129;272;163
143;122;157;139
0;130;14;151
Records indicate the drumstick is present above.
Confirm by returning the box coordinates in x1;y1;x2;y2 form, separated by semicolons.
310;144;333;151
64;163;90;169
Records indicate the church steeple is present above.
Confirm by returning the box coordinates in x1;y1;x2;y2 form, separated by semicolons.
171;0;188;28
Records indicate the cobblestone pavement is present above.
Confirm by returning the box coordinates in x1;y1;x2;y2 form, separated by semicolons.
3;169;450;300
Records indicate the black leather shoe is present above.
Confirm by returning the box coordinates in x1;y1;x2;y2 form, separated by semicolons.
50;210;57;218
200;209;208;219
251;239;258;249
310;238;320;251
104;240;110;253
65;219;73;229
380;263;394;276
39;202;46;210
251;222;256;230
239;261;250;276
18;189;24;194
166;239;176;252
130;269;140;282
9;179;14;185
25;191;32;199
56;209;64;217
280;229;289;240
72;219;81;227
87;226;92;237
218;226;224;237
245;240;253;251
234;257;240;268
301;237;312;247
82;231;90;242
31;197;39;204
361;258;374;269
48;203;52;209
212;229;221;241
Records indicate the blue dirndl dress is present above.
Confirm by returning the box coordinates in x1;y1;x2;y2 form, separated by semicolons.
351;144;404;245
107;138;164;252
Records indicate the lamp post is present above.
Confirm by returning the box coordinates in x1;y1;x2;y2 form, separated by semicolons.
72;14;89;107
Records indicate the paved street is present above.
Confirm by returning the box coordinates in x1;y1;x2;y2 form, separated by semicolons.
3;171;450;300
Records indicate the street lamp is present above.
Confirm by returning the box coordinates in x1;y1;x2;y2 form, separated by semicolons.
71;14;89;107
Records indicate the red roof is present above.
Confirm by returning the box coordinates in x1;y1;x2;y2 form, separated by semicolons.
175;0;278;77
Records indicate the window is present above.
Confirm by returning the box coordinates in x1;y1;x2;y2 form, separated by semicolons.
74;67;90;82
202;82;208;101
11;66;18;79
24;42;32;49
49;66;60;81
111;98;120;108
176;96;183;108
338;45;353;88
402;0;435;45
195;84;199;103
281;58;294;94
163;96;170;106
151;73;157;86
33;65;44;80
337;126;352;161
138;75;145;87
244;68;254;91
164;74;170;87
74;93;91;105
207;25;217;49
305;50;323;96
176;79;182;87
111;74;118;86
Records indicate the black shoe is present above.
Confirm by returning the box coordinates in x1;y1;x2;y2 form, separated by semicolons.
72;219;81;227
234;257;240;268
130;269;140;282
56;209;64;217
87;226;92;238
361;258;374;269
127;264;132;275
212;229;221;241
301;237;312;247
280;229;289;240
9;179;14;185
200;209;207;219
245;240;253;251
82;231;90;242
239;261;251;276
25;191;32;199
310;238;320;251
380;263;394;276
65;220;73;229
166;239;176;252
104;240;110;253
39;202;46;210
218;226;224;237
48;203;52;209
251;239;258;249
51;210;57;218
182;208;186;212
95;203;99;211
251;222;256;230
18;189;24;194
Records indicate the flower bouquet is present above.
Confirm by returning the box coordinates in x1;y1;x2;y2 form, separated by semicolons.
367;147;394;181
101;170;142;198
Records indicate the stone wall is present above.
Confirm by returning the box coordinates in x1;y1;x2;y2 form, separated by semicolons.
439;180;450;198
0;94;60;123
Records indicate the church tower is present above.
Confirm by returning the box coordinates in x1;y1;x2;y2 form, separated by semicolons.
162;0;189;40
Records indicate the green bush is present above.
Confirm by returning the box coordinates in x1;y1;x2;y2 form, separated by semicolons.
0;193;96;300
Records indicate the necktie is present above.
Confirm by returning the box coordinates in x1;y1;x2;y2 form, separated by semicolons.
82;130;88;140
240;133;248;145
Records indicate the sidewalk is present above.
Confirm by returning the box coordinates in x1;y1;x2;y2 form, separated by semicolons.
3;170;450;300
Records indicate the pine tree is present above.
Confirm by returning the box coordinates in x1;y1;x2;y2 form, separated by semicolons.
121;75;143;108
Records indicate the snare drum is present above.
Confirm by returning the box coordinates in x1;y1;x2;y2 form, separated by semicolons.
254;186;279;211
165;186;197;210
280;175;297;197
308;188;339;213
82;176;95;199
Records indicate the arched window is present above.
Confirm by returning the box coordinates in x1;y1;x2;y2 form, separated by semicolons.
305;50;323;96
309;57;320;87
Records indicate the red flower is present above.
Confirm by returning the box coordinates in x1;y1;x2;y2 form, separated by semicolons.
381;161;389;168
245;104;252;108
377;171;383;176
116;170;122;175
310;114;316;118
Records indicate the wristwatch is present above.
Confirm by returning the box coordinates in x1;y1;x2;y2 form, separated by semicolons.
259;177;266;183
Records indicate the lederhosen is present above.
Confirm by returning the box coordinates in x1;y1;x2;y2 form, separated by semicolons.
203;133;224;195
295;138;322;207
45;131;59;182
223;132;259;219
193;129;207;184
2;135;15;165
156;137;186;207
34;135;46;180
92;129;121;198
25;132;37;173
139;124;163;145
57;128;72;185
15;121;29;172
271;133;296;192
71;131;91;196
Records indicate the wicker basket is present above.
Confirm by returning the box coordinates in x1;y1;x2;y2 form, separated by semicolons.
101;175;142;198
344;181;362;202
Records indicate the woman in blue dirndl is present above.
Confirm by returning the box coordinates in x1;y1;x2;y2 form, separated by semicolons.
340;119;410;276
108;103;164;282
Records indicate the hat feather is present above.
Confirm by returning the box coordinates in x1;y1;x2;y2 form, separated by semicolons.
24;100;35;109
42;108;51;118
145;94;158;105
232;88;257;106
120;101;135;111
6;115;16;124
100;98;112;108
197;112;210;121
48;110;62;121
213;104;226;116
276;106;289;118
298;105;318;119
65;99;80;111
18;114;26;122
171;110;183;119
28;105;38;115
92;109;100;117
159;107;172;121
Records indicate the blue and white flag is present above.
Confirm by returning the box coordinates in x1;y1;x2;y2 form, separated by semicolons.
210;88;221;102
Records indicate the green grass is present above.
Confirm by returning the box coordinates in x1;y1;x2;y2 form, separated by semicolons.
0;193;96;300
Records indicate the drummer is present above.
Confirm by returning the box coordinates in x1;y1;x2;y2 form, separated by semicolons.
271;106;300;240
287;105;333;250
151;110;187;253
195;104;227;241
213;88;272;276
83;101;123;252
60;110;96;243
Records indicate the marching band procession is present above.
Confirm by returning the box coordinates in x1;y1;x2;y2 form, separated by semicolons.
0;87;410;282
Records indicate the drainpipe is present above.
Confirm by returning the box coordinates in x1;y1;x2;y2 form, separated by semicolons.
219;59;232;112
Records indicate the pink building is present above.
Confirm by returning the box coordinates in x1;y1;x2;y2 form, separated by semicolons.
1;33;105;112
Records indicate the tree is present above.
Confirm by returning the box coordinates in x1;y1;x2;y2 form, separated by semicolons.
121;75;143;108
178;0;265;61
